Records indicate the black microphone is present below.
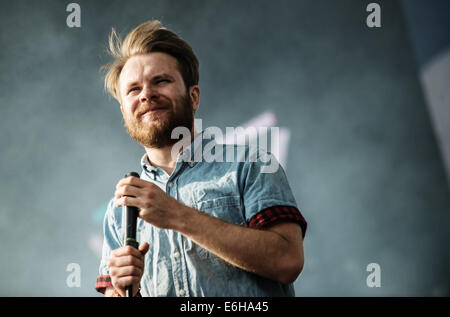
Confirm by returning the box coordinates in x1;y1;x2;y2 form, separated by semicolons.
122;171;140;297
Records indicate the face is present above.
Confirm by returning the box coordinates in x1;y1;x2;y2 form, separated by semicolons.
118;52;199;148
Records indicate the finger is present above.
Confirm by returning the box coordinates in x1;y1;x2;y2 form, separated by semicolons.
115;276;141;293
117;177;159;193
116;176;146;189
112;250;145;265
109;255;144;270
114;184;141;199
111;246;146;260
139;242;150;256
114;195;140;208
110;265;143;278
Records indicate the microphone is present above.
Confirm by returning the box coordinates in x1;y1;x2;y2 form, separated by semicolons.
122;171;140;297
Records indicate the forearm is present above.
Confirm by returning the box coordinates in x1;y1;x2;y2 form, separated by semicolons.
173;205;302;284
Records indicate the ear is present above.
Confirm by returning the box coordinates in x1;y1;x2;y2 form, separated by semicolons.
189;85;200;113
120;104;124;116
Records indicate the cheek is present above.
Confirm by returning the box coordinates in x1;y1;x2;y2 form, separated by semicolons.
123;98;140;114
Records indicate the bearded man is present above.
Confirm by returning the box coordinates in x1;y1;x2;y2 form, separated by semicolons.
95;20;307;297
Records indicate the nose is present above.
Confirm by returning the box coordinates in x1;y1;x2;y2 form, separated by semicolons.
139;86;158;103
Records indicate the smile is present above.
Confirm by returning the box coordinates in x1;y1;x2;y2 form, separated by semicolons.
140;108;167;117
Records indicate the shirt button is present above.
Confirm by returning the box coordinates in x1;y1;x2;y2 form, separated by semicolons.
167;181;174;188
189;161;195;167
179;289;185;296
174;251;180;259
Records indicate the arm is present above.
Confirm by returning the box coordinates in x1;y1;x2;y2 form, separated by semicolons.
114;177;304;284
176;204;304;284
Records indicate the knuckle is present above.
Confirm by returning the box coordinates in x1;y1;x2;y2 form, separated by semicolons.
129;267;139;276
127;255;135;264
123;276;134;286
108;257;116;267
111;277;119;288
109;266;116;275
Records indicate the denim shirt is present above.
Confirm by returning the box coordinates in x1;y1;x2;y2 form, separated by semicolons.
98;130;300;296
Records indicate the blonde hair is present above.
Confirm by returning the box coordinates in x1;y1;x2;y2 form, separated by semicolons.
101;20;199;102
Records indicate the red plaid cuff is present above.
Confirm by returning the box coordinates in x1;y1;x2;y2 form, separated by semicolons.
95;275;113;294
95;275;142;297
248;205;307;238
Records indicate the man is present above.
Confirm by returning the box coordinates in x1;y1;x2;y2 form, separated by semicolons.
95;20;307;297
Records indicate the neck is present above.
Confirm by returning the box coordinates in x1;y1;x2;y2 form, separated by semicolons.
144;129;198;176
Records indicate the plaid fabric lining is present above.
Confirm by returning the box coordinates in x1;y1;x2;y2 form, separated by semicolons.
248;205;307;238
95;275;113;294
95;275;142;297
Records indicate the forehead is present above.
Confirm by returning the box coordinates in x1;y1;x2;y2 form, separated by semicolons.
119;52;181;88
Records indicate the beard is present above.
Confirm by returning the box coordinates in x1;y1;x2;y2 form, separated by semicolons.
122;92;194;148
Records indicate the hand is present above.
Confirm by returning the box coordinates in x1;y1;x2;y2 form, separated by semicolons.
114;175;184;229
107;242;149;297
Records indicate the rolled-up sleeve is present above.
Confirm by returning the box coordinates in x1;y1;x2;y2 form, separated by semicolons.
248;205;307;238
241;150;307;238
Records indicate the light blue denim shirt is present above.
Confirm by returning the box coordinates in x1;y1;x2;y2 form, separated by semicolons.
98;130;300;296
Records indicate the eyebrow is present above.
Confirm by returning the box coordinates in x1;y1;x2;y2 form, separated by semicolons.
124;73;174;89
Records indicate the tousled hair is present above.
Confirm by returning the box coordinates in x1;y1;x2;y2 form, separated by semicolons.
101;20;199;102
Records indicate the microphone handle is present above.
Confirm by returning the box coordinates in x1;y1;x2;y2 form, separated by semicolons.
123;172;140;297
125;206;138;298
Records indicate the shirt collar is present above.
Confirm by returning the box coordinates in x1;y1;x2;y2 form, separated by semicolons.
140;153;157;173
140;129;208;173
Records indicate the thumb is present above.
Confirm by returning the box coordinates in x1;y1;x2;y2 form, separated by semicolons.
139;242;149;255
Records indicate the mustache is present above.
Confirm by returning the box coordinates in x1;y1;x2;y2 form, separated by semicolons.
136;102;169;117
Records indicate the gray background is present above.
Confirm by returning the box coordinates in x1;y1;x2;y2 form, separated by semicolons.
0;0;449;296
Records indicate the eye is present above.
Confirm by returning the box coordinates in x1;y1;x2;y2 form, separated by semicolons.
156;79;170;84
128;87;140;94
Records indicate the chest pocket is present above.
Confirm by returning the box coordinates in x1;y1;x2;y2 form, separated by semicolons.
193;195;245;226
178;170;245;225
